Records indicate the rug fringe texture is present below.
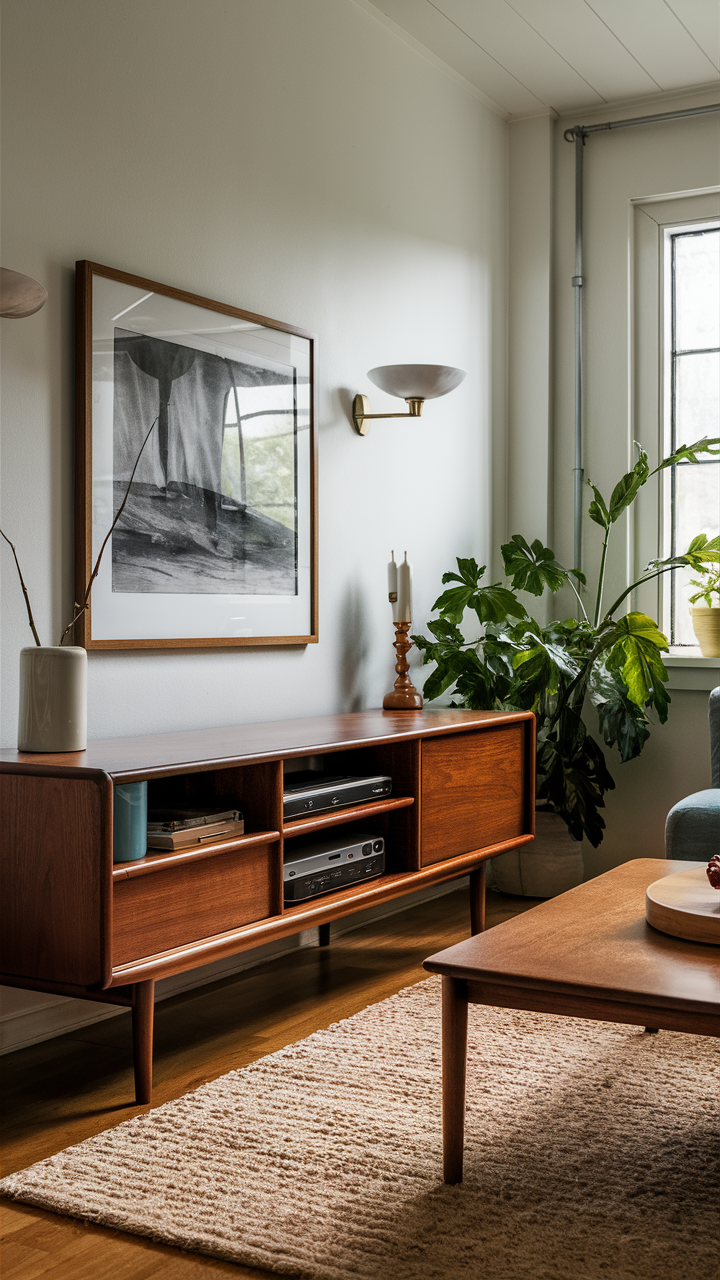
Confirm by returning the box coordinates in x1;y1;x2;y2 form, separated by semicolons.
1;977;718;1280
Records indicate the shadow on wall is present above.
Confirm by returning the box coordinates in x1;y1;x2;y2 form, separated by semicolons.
335;388;354;429
339;582;370;712
583;689;712;879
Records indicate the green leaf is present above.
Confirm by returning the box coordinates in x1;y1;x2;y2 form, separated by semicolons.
440;556;485;590
587;482;610;530
501;535;569;596
471;584;527;625
644;533;720;579
425;617;467;645
432;576;526;628
607;447;649;522
455;556;482;585
420;646;497;708
439;557;484;588
430;584;474;623
510;634;581;705
685;533;720;564
452;661;499;710
544;616;595;658
655;436;720;470
605;612;669;718
610;611;668;651
422;652;466;702
589;664;651;762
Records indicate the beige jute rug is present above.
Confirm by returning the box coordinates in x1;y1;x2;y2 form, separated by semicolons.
1;977;718;1280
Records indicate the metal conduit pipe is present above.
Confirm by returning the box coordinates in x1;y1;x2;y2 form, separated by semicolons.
562;100;720;580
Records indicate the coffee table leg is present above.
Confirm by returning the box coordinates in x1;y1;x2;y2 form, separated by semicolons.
442;975;468;1184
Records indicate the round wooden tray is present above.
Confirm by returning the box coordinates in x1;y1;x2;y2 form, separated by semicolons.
646;865;720;945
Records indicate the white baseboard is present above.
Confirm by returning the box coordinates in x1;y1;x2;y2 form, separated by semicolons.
0;878;466;1055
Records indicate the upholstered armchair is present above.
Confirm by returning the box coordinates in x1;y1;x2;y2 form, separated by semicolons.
665;687;720;861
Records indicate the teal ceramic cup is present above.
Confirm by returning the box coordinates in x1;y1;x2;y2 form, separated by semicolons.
113;781;148;862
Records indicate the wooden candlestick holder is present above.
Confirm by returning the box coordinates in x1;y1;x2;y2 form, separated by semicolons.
383;621;423;711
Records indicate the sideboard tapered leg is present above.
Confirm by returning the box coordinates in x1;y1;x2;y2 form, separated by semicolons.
318;923;331;947
132;980;155;1105
469;864;486;935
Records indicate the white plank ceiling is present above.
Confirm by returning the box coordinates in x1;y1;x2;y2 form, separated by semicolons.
365;0;720;118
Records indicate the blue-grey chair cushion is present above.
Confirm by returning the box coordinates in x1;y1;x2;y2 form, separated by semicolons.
665;788;720;862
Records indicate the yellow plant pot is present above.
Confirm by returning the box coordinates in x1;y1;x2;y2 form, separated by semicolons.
690;606;720;658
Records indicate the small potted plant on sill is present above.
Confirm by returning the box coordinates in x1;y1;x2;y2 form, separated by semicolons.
688;565;720;657
412;436;719;896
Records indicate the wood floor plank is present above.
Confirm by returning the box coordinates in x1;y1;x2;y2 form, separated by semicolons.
1;1241;51;1280
1;887;539;1279
2;1203;265;1278
1;1203;38;1237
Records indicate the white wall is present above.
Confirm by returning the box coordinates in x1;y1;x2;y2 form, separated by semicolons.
508;91;719;879
551;91;719;614
0;0;507;1048
507;115;553;575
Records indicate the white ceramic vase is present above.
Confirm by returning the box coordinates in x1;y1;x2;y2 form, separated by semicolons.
487;810;584;898
18;646;87;752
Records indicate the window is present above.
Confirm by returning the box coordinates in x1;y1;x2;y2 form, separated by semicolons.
221;382;297;531
663;223;719;646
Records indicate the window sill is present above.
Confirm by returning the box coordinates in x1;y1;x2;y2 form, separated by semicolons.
665;649;719;691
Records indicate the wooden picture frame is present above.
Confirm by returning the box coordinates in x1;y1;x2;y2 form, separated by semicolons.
75;261;318;650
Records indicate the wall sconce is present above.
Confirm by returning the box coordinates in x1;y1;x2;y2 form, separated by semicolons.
0;268;48;318
352;364;466;435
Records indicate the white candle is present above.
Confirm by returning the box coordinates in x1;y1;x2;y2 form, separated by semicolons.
388;552;399;623
397;552;412;623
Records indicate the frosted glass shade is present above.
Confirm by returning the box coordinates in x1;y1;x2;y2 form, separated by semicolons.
0;267;48;318
367;364;466;401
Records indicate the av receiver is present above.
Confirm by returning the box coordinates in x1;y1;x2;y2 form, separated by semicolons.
283;831;385;903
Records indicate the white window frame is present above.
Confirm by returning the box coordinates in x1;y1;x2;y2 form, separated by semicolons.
661;219;719;647
629;187;720;687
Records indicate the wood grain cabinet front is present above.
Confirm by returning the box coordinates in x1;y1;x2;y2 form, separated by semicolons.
421;726;528;866
1;708;534;1104
112;842;277;968
0;770;111;987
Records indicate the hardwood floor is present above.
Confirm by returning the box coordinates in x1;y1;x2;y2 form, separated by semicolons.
0;886;540;1279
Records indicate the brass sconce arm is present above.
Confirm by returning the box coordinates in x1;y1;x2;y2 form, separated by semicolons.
352;396;423;435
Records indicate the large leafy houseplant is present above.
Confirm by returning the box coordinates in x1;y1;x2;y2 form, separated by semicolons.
413;438;720;848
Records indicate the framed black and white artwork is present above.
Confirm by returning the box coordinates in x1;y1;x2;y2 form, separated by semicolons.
75;262;317;649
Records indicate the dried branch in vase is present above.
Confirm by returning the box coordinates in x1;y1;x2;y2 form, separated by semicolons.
1;417;157;647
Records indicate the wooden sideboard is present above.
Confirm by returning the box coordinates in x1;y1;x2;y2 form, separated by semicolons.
0;708;535;1102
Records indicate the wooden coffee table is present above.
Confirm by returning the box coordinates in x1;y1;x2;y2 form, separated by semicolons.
423;859;720;1183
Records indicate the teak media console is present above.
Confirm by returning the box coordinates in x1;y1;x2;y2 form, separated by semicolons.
0;708;535;1103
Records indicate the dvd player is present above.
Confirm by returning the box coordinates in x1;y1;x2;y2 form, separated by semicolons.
283;831;385;903
282;772;392;819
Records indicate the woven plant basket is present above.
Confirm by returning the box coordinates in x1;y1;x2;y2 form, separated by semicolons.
487;809;584;898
